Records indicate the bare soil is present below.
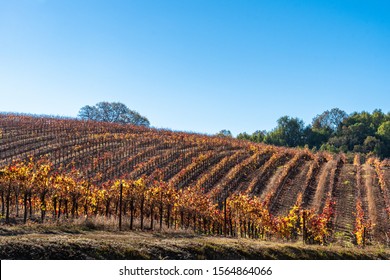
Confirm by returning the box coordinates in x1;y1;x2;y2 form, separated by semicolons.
1;226;389;260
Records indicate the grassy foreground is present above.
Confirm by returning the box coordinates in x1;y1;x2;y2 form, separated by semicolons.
1;223;389;260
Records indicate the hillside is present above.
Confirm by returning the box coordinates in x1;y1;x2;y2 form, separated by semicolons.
0;114;389;246
1;225;389;260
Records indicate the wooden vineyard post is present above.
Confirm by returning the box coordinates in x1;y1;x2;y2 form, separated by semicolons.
363;226;366;248
140;195;145;231
193;212;196;232
166;205;171;229
150;203;154;231
1;189;5;217
5;184;11;224
302;210;307;244
224;196;227;237
24;192;28;224
159;201;163;231
129;199;134;230
119;182;123;231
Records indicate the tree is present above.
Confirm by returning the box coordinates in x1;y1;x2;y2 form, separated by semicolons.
251;130;266;143
237;132;251;141
377;121;390;157
78;102;150;126
304;126;329;149
362;136;382;155
216;129;233;138
265;116;305;147
377;121;390;141
237;130;266;143
312;108;348;133
77;105;99;121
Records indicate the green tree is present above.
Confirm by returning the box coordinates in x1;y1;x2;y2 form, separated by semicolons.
216;129;233;138
377;121;390;141
309;108;348;149
251;130;266;143
78;102;150;126
377;121;390;157
265;116;305;147
304;126;329;149
324;110;389;157
237;132;251;141
237;130;266;143
312;108;348;133
362;136;382;155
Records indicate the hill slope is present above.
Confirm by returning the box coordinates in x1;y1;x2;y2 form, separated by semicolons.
0;114;389;245
2;227;390;260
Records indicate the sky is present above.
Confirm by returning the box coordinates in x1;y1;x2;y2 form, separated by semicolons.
0;0;389;136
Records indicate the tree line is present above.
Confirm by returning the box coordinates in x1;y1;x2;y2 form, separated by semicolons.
233;108;390;158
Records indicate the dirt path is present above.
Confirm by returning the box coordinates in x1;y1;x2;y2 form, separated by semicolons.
270;161;311;216
363;164;389;242
234;151;273;194
332;164;357;241
311;160;334;213
259;166;285;202
384;167;390;206
302;158;327;208
248;152;292;197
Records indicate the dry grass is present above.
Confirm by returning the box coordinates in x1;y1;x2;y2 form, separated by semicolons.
1;222;390;260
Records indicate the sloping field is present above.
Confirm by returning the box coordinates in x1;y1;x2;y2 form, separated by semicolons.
0;114;389;246
1;226;389;260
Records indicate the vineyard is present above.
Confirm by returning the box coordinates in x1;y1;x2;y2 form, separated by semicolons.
1;114;390;246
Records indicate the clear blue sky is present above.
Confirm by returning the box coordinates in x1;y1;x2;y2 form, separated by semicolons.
1;0;389;136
